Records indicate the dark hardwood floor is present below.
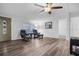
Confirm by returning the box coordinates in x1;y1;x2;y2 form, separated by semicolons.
0;37;70;56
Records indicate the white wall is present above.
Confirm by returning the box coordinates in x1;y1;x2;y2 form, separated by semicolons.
58;15;79;40
58;19;67;36
11;17;68;40
44;19;58;38
28;17;59;38
12;16;79;40
11;17;24;40
58;18;67;39
70;16;79;37
11;16;79;40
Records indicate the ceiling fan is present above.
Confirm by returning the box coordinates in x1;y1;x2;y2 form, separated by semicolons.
34;3;63;14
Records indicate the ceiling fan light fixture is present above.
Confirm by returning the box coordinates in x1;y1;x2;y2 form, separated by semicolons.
48;11;52;14
44;7;52;12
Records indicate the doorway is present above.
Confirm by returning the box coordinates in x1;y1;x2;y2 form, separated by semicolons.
0;16;11;42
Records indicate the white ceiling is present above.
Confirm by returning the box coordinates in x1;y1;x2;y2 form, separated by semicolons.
0;3;79;19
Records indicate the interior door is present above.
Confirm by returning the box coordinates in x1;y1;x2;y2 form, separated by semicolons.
0;16;11;42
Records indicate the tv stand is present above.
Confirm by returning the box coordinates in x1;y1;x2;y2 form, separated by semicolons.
70;37;79;56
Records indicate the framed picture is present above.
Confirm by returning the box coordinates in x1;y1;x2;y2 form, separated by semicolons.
3;20;7;34
45;21;52;29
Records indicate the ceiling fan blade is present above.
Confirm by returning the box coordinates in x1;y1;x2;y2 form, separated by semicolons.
40;10;44;13
34;4;44;8
46;3;53;5
52;6;63;9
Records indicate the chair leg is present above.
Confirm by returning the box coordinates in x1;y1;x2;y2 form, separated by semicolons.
38;35;43;39
23;37;30;42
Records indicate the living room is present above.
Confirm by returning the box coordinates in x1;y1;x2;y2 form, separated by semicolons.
0;3;79;56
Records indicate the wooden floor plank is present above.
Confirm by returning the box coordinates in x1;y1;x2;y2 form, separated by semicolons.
0;37;70;56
